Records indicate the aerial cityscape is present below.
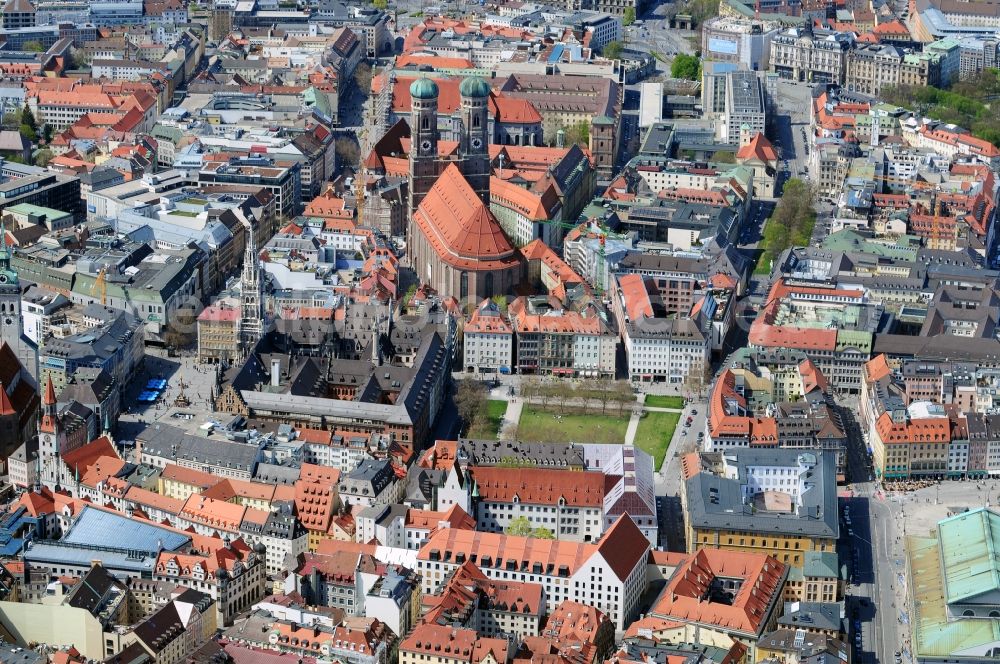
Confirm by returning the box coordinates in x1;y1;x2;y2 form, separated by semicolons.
0;0;998;661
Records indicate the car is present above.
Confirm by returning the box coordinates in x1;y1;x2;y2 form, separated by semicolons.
691;409;698;415
848;528;855;537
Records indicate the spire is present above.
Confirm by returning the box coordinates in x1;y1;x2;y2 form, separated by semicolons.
43;375;55;407
238;221;263;358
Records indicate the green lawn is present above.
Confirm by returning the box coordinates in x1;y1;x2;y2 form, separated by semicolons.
467;400;508;439
644;395;685;409
633;411;680;468
516;405;630;444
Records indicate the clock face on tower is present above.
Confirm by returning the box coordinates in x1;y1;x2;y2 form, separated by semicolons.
471;137;483;150
420;140;433;155
0;274;7;284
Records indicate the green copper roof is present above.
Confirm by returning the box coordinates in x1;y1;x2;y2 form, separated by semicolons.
410;77;439;100
459;75;490;98
939;508;1000;605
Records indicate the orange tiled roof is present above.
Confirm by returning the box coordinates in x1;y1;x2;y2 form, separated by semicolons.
62;436;118;478
400;624;509;664
490;176;558;221
413;164;519;270
396;54;474;69
736;132;778;163
160;464;219;490
492;94;542;124
417;440;460;470
180;494;247;532
651;548;786;636
617;274;653;321
467;466;605;507
466;300;513;335
875;411;950;445
864;354;892;383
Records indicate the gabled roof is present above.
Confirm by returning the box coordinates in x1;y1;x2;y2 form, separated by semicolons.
413;164;519;269
736;132;778;163
467;466;606;507
62;436;119;479
596;515;650;582
492;94;542;124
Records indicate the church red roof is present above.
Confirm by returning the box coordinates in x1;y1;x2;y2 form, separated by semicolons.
413;164;519;270
737;132;778;163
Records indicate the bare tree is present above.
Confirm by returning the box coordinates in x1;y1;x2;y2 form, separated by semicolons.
454;379;488;436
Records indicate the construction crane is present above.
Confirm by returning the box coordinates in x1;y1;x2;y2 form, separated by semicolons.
91;267;107;306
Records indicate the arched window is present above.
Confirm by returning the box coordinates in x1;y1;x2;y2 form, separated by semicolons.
422;116;429;130
990;611;1000;618
964;610;976;617
484;272;494;296
460;271;469;301
473;115;480;128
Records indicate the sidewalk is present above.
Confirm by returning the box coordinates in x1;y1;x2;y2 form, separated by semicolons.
624;409;641;445
502;399;522;438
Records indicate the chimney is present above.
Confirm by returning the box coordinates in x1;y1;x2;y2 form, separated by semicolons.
271;359;281;387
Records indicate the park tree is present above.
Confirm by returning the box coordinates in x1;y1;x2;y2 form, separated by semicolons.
623;6;635;25
454;378;488;435
671;54;701;81
490;294;508;314
761;177;815;266
373;0;388;7
603;40;623;60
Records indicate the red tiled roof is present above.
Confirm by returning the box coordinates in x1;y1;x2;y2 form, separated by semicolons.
596;516;651;582
400;624;509;664
492;94;542;124
873;18;909;35
875;411;950;445
417;440;460;470
736;132;778;163
467;466;605;507
396;54;474;69
864;354;892;383
490;177;558;221
651;548;786;636
413;164;519;270
161;464;219;490
198;305;239;322
62;436;118;478
617;274;653;321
